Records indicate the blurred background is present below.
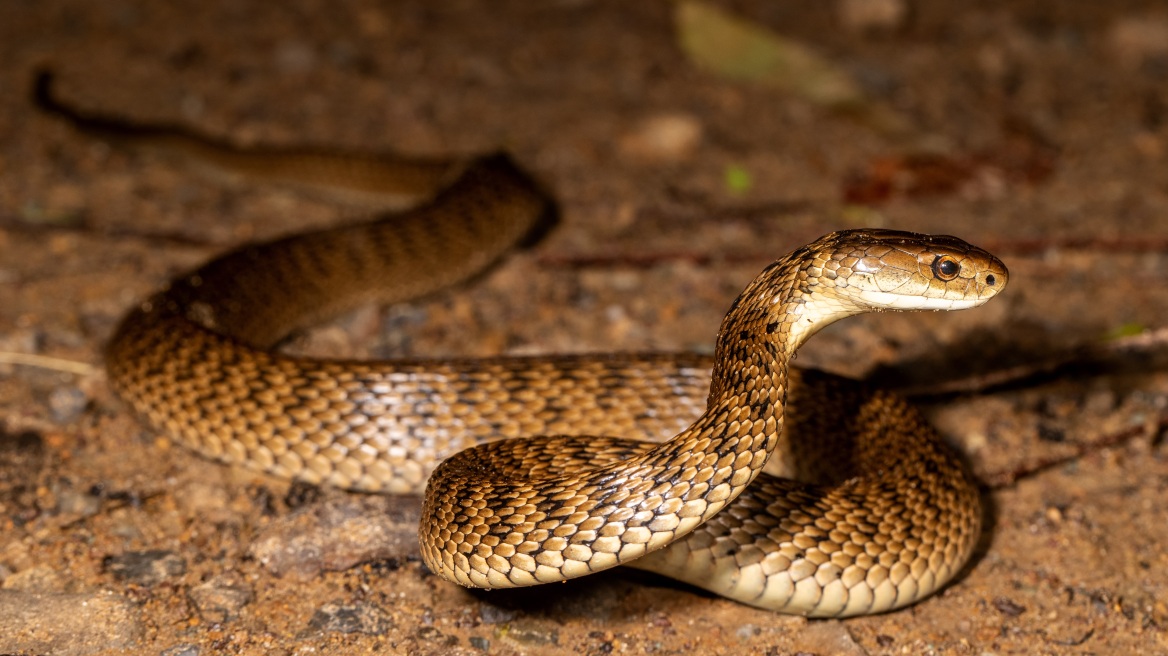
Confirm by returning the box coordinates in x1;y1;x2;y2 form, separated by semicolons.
1;1;1166;654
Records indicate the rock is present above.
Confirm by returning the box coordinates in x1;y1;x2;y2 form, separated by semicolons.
478;602;517;625
188;574;253;624
248;495;419;579
500;620;559;647
618;113;704;162
993;596;1027;617
54;485;102;519
0;590;142;655
306;601;394;635
47;386;90;423
415;625;459;648
103;550;187;585
736;623;760;641
0;429;46;527
160;645;201;656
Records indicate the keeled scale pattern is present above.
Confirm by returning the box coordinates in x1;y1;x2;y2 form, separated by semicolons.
419;230;1006;616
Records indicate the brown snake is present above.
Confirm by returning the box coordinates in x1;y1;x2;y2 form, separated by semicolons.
39;72;1008;617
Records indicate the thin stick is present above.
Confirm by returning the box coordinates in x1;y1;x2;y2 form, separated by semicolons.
0;352;97;376
900;326;1168;398
985;414;1168;489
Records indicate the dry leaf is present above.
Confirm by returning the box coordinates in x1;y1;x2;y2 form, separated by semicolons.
675;0;863;107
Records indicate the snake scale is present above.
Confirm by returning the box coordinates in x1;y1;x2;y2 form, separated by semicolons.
38;72;1008;617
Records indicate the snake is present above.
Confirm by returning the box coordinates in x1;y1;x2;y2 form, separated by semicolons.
37;71;1009;617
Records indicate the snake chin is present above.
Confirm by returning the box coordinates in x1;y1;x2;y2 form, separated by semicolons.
857;290;991;311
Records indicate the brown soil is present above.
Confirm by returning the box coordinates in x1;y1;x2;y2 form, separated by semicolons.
2;1;1167;654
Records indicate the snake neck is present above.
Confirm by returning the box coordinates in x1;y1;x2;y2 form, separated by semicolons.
707;245;821;403
632;247;834;512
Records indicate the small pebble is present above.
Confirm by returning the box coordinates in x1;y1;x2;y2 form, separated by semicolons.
47;387;89;424
0;430;46;527
248;495;419;578
188;574;253;624
617;114;703;162
415;625;459;647
736;623;759;640
103;550;187;586
478;602;517;625
54;487;102;519
160;645;201;656
501;621;559;646
993;596;1027;617
306;601;393;635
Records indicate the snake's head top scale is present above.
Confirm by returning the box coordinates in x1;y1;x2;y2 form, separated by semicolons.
721;229;1009;353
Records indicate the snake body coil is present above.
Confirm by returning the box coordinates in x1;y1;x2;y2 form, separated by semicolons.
418;228;1005;616
43;73;1009;617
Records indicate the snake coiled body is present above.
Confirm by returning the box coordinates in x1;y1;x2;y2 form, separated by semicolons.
40;72;1009;617
419;229;1005;616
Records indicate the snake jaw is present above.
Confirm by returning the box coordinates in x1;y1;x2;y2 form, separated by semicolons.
855;289;988;312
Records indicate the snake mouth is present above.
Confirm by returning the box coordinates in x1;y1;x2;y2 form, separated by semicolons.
857;289;997;311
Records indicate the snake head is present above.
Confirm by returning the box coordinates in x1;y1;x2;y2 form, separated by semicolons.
722;229;1009;353
819;229;1009;312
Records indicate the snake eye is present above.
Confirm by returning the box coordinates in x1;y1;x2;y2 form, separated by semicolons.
932;255;961;281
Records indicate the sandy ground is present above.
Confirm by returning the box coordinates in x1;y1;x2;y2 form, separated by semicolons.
2;1;1168;654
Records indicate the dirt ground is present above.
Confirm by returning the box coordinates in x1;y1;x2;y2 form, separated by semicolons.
2;1;1168;654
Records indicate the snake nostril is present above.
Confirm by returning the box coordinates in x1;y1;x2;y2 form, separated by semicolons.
985;274;996;286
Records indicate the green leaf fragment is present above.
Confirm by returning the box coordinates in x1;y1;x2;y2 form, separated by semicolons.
675;0;865;108
724;165;753;194
1105;322;1146;340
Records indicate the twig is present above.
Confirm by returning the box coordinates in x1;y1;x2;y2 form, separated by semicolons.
0;352;96;376
984;414;1168;489
900;326;1168;398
